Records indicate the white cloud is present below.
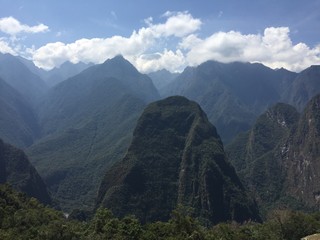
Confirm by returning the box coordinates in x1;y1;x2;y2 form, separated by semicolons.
153;11;202;37
0;16;49;35
133;49;186;73
183;27;320;72
32;11;200;71
0;38;16;55
4;12;319;73
32;33;154;70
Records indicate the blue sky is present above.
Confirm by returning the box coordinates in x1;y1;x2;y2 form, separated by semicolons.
0;0;319;72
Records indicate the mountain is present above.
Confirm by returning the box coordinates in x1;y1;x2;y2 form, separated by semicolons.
42;61;94;87
226;103;300;214
227;94;320;214
0;78;40;148
36;55;159;135
285;65;320;111
284;94;320;208
97;96;260;224
148;69;179;92
27;55;160;211
16;55;47;78
162;61;297;143
17;56;94;87
0;139;51;205
0;53;48;105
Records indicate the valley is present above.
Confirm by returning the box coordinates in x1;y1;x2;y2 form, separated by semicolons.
0;52;320;239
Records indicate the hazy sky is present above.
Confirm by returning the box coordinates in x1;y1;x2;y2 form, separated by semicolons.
0;0;319;72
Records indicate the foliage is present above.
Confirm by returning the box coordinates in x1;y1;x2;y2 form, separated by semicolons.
0;139;52;205
161;60;299;143
226;103;301;216
0;184;81;239
1;184;320;240
98;96;259;224
27;56;159;211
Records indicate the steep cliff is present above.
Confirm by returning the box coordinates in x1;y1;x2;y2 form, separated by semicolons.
97;96;259;224
227;103;300;211
227;95;320;213
0;139;51;205
284;94;320;207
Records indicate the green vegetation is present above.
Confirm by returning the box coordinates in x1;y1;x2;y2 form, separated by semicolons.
1;184;320;240
162;61;298;143
2;52;320;240
0;184;80;240
27;56;159;211
0;139;52;205
227;97;320;216
98;96;259;224
226;103;301;215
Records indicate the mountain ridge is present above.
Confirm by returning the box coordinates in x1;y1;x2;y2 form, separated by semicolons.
27;55;160;211
0;77;40;148
0;53;48;106
162;60;320;143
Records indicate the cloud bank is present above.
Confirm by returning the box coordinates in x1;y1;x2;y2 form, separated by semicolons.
0;13;319;72
182;27;320;72
0;16;49;35
31;11;201;71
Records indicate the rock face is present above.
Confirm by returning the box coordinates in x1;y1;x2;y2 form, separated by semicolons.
227;94;320;213
284;94;320;207
97;96;259;224
227;103;300;211
0;139;51;205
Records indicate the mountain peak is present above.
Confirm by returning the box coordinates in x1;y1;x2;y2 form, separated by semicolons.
97;96;259;224
95;55;159;102
99;55;142;77
104;54;130;65
300;65;320;74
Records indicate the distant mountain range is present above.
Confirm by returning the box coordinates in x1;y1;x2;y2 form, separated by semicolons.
0;53;48;106
17;56;93;87
148;69;179;92
40;61;94;87
161;61;320;143
1;52;320;218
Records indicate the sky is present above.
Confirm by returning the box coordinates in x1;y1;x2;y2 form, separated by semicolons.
0;0;319;73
